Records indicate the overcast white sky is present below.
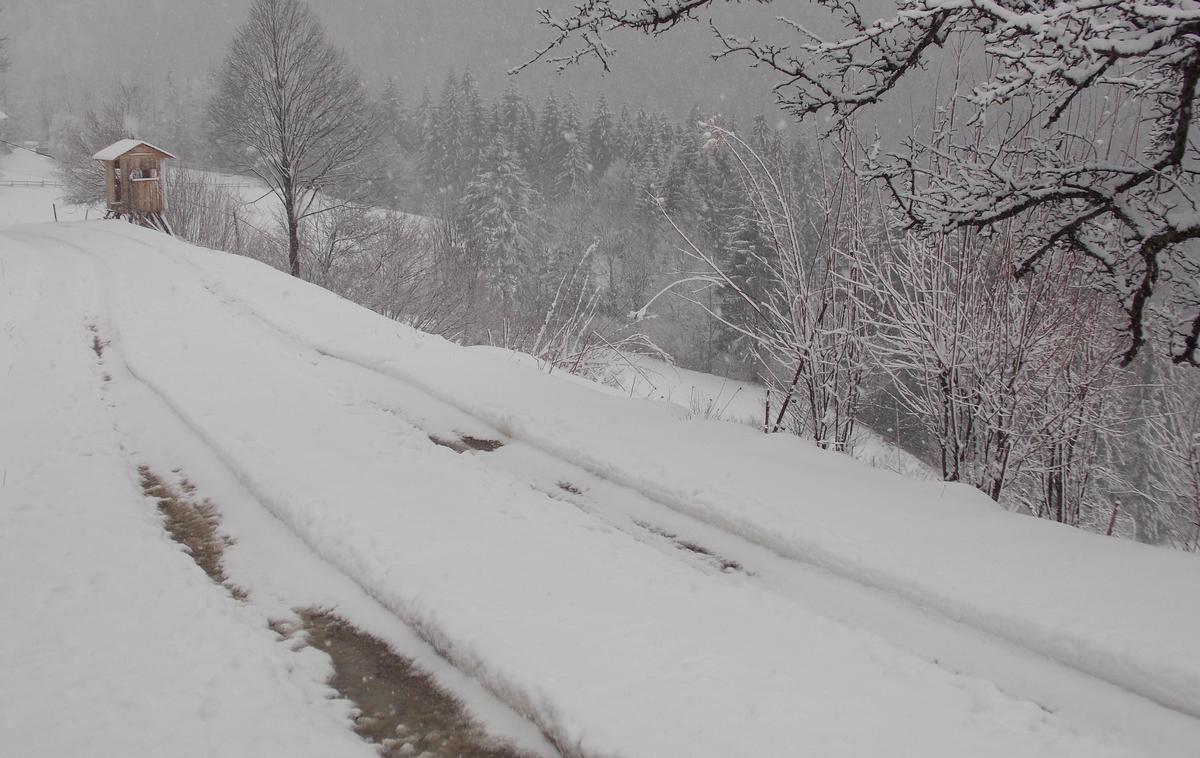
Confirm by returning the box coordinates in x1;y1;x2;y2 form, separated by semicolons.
1;1;904;132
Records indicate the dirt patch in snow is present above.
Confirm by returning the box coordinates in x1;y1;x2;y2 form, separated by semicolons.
633;519;746;574
87;323;108;358
429;434;505;454
460;436;504;452
139;466;248;600
141;465;534;757
293;609;532;758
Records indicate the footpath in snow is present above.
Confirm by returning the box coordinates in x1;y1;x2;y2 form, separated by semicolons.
4;219;1199;756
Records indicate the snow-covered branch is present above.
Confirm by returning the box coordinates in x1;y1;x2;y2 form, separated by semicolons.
525;0;1200;366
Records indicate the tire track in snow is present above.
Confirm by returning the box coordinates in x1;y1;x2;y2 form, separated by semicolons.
4;226;568;758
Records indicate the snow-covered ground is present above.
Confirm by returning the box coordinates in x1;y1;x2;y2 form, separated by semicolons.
3;150;1200;757
0;149;93;226
174;163;429;232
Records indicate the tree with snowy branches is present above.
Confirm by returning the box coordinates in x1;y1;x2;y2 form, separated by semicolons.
536;91;571;193
641;124;871;450
1143;368;1200;548
459;70;488;185
498;84;537;167
462;136;537;310
587;95;617;177
522;0;1200;367
560;95;592;193
422;71;466;195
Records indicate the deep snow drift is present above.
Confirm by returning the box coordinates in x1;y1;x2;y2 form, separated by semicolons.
2;190;1199;755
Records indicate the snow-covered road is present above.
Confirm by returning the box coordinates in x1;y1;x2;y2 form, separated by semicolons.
3;219;1200;757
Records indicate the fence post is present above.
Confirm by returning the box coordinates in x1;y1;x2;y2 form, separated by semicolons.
52;204;58;222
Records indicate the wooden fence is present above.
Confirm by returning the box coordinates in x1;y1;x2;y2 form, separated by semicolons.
0;179;63;188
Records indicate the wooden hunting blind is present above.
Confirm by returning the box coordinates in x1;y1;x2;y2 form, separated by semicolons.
93;139;176;233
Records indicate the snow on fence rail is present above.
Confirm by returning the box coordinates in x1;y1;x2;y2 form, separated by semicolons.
0;179;63;188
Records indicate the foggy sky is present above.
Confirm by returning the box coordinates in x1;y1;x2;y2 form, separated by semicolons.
1;0;902;132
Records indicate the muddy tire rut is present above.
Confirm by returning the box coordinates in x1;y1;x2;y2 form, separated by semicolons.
139;465;536;758
292;610;530;758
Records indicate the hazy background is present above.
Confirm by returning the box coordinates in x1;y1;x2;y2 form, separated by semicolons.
0;0;902;136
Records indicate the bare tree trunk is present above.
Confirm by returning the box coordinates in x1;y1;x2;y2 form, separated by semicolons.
284;192;301;277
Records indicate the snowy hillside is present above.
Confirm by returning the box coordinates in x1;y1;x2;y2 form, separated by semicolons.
608;357;935;479
2;200;1199;756
0;138;1197;758
171;165;430;232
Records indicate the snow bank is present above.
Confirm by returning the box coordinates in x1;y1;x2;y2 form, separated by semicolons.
130;224;1200;723
3;222;1176;756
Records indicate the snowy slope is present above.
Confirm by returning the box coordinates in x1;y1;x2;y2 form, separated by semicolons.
607;356;935;478
174;165;430;232
1;143;1197;757
0;149;92;226
177;226;1200;719
3;217;1199;757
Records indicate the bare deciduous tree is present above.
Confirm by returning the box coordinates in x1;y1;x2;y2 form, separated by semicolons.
302;202;384;291
640;124;871;451
368;207;488;340
210;0;378;278
57;85;146;205
861;219;1129;510
524;0;1200;368
165;169;273;256
1145;370;1200;549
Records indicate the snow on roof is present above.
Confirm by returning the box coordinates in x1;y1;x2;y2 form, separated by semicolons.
92;139;177;161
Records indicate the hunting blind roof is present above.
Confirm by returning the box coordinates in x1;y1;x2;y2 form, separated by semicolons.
92;140;177;162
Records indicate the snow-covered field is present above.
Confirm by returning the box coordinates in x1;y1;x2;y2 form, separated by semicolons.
3;151;1200;757
173;163;430;233
0;149;93;226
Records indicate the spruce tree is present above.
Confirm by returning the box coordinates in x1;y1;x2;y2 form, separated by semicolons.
561;95;591;193
536;91;568;193
459;69;487;187
663;116;703;219
499;84;536;171
587;95;616;178
615;105;634;163
381;77;406;147
461;136;537;310
421;71;463;195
